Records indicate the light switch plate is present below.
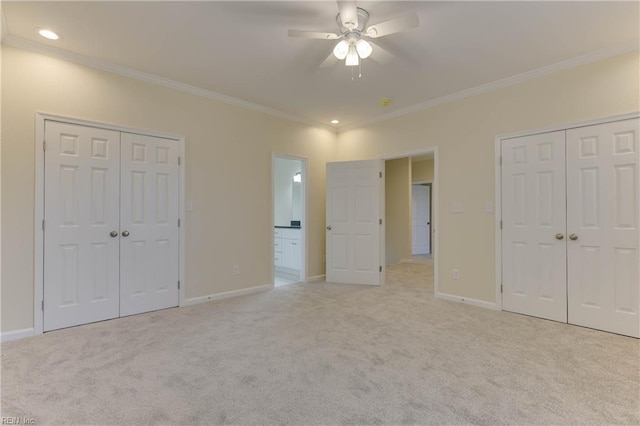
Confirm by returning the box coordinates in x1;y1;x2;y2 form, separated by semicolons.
484;202;494;213
451;202;464;213
186;201;194;212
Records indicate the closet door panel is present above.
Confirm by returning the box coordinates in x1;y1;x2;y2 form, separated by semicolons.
567;118;639;337
43;121;121;331
501;131;567;322
120;133;180;317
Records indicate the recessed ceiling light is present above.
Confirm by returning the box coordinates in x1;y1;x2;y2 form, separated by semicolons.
37;29;60;40
331;120;340;124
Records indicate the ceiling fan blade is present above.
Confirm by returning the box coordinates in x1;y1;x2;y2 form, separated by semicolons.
337;0;359;30
368;41;394;64
288;30;340;40
320;52;339;68
365;12;419;38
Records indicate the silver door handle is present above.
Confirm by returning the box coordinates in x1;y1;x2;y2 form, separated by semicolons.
569;234;578;241
110;231;118;238
555;233;564;240
326;226;332;231
121;230;130;237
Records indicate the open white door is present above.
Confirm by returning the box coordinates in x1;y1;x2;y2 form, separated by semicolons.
326;160;384;285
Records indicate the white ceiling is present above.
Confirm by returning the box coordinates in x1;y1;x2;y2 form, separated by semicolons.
2;1;639;129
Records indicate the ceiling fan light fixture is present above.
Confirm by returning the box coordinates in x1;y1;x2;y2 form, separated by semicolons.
345;44;359;66
355;39;372;59
333;40;350;60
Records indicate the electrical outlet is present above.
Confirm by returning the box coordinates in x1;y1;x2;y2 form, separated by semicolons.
452;269;461;280
233;265;240;275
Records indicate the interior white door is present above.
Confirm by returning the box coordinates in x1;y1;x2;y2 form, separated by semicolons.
326;160;384;285
566;118;640;337
120;132;180;316
44;121;121;331
501;131;568;322
412;185;431;254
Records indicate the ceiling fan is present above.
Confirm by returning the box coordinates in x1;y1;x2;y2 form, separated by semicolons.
288;0;419;68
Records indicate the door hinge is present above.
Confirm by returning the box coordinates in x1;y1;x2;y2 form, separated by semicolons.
43;140;46;152
500;284;503;294
41;300;44;311
42;220;45;231
379;266;382;272
178;281;181;290
178;156;181;166
500;220;502;229
379;172;382;178
379;218;382;225
178;218;181;227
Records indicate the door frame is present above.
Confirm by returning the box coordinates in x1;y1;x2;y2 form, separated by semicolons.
271;153;308;285
494;111;640;312
34;112;186;336
380;147;439;297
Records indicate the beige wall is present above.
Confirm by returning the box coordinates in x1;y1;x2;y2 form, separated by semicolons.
1;46;337;332
412;159;434;183
338;52;640;304
2;45;638;333
385;158;412;265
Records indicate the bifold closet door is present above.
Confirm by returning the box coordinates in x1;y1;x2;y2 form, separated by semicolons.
566;119;639;337
44;121;121;331
120;132;180;317
501;131;568;323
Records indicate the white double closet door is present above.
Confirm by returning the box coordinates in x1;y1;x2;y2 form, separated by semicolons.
502;118;639;337
44;121;180;331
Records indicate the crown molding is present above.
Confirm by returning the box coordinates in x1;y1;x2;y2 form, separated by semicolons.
2;32;637;135
1;34;336;133
339;40;640;132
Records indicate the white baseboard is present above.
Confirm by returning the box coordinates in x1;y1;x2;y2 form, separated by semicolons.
1;328;35;343
306;274;326;282
436;292;499;310
181;284;272;307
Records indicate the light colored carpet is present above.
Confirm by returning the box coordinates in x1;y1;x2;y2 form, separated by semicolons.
1;260;639;425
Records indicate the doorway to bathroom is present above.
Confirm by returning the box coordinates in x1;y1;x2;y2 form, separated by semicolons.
272;155;306;287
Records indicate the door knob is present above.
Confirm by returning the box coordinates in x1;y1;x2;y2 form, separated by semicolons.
121;230;130;237
109;231;118;238
569;234;578;241
326;226;332;230
555;233;564;240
